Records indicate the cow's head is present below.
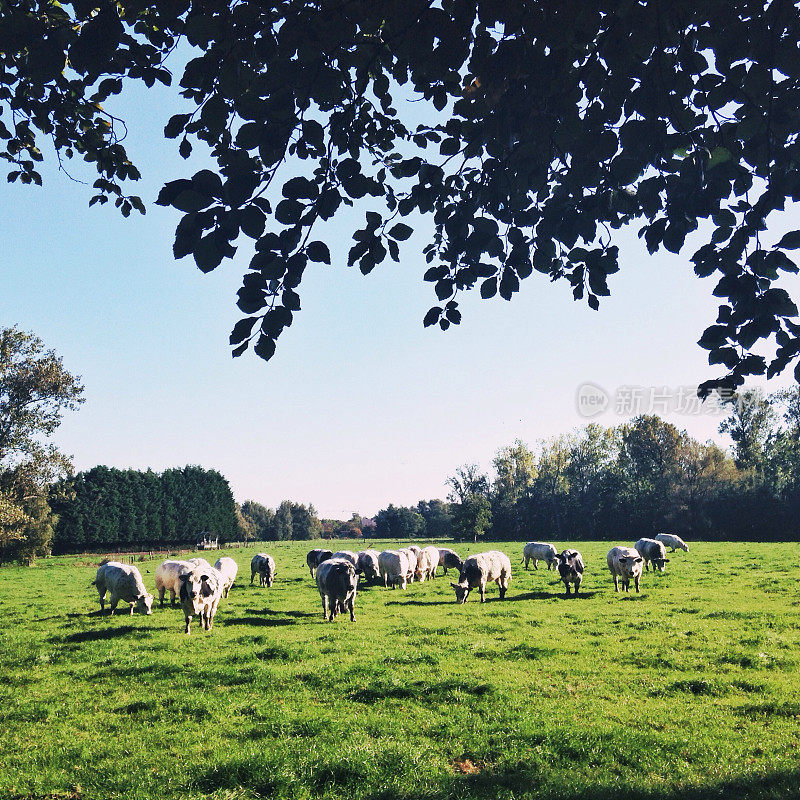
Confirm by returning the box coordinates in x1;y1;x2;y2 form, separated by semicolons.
451;581;470;604
179;571;204;614
618;555;643;576
135;593;153;615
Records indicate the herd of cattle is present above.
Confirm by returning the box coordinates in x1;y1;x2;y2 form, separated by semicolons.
91;533;690;632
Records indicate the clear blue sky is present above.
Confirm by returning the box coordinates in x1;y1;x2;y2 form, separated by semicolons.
3;78;799;519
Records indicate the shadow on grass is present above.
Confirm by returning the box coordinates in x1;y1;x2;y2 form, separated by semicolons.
434;767;800;800
189;759;800;800
61;625;137;642
257;607;308;618
384;599;454;606
347;678;495;704
225;616;297;627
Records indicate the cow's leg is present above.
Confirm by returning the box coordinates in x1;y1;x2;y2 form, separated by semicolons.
634;575;640;593
185;615;191;634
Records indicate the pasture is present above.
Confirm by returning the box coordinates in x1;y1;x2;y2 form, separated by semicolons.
1;540;799;800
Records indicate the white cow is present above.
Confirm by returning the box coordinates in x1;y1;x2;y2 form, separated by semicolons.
250;553;276;587
154;559;192;606
451;551;512;603
655;533;690;552
522;541;558;570
178;565;224;634
93;562;153;615
378;550;410;590
356;549;381;582
398;548;418;583
419;546;440;580
214;556;239;598
607;546;644;593
316;557;359;622
331;550;358;569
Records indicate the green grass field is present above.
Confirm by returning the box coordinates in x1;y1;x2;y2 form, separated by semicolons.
2;540;799;800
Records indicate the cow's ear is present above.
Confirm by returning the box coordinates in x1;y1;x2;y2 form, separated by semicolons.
635;557;643;562
619;557;629;563
664;558;670;563
451;583;460;589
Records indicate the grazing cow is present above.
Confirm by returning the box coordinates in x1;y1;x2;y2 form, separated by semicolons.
437;548;463;576
316;558;358;622
93;562;153;615
634;538;670;572
331;550;358;569
250;553;276;587
451;551;512;603
607;546;644;593
214;556;239;598
306;548;333;577
154;559;193;606
554;549;584;596
179;565;224;634
356;550;381;582
522;541;558;570
420;546;440;580
655;533;689;553
378;550;410;590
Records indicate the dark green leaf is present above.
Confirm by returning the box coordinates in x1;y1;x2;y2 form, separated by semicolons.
306;241;331;264
389;223;413;241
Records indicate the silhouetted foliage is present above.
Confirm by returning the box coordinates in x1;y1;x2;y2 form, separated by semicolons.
4;2;800;391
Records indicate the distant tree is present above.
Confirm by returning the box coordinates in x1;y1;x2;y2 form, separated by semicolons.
274;501;293;541
290;503;322;540
451;494;492;544
446;464;490;504
0;327;84;563
719;390;777;472
374;504;425;540
52;465;238;552
564;424;618;537
241;500;276;540
416;500;453;540
491;441;537;539
235;505;256;542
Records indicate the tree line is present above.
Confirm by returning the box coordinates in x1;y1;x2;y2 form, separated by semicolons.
51;466;240;553
4;324;800;563
363;390;800;544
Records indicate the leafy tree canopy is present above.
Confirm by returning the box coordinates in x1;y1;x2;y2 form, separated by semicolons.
0;326;84;561
4;1;800;392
